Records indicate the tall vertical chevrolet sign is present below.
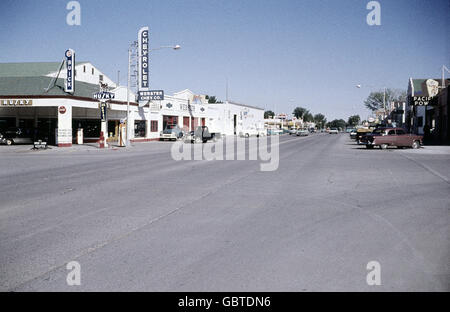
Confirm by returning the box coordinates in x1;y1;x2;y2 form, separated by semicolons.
64;49;75;93
138;27;149;91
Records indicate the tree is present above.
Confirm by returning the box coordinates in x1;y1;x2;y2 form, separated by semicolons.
293;107;308;119
364;89;407;112
264;110;275;119
207;95;217;104
326;119;347;130
313;113;327;129
347;115;361;127
303;112;314;122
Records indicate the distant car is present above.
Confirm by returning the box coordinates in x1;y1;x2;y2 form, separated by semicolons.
1;127;34;145
329;128;339;134
160;124;183;141
346;128;356;133
349;129;357;139
288;129;298;135
296;129;309;136
360;127;423;149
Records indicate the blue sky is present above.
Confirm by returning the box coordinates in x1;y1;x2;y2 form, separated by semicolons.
0;0;449;120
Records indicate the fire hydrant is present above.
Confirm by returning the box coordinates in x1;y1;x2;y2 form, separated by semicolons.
98;131;105;149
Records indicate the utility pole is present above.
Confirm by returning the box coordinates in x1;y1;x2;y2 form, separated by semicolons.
126;47;131;147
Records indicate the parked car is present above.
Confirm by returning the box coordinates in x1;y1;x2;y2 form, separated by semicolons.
329;128;339;134
257;128;267;137
185;126;221;143
267;129;282;136
160;125;183;141
239;127;259;138
0;127;34;145
354;128;373;144
360;127;423;149
296;129;309;136
288;128;298;135
349;129;357;140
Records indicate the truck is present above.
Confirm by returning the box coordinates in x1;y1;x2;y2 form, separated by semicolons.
184;126;222;143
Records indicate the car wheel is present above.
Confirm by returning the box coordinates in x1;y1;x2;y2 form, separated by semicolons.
245;133;249;138
195;137;202;144
5;139;13;146
366;145;374;149
412;141;420;149
380;144;388;150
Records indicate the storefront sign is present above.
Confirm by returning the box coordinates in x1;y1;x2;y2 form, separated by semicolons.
100;102;107;122
138;90;164;101
138;26;149;91
65;49;75;93
411;96;434;106
93;91;115;100
0;99;33;106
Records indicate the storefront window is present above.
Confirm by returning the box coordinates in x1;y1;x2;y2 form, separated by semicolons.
135;120;146;138
72;119;100;138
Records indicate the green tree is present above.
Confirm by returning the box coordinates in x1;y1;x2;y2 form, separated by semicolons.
364;89;406;111
347;115;361;127
326;119;347;130
313;113;327;129
303;112;314;122
293;107;308;119
264;110;275;119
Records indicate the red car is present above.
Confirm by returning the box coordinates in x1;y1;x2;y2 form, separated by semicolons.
360;127;423;149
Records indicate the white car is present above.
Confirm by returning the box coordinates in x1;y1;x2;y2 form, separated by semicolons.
329;128;339;134
240;127;259;138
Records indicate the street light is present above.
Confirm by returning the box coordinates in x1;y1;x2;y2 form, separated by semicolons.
126;43;181;147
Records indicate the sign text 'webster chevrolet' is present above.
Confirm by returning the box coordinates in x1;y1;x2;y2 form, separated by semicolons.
139;90;164;101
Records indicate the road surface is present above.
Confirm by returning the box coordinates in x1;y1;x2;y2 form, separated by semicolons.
0;133;449;291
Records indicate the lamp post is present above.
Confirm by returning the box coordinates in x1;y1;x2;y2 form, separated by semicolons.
126;43;181;147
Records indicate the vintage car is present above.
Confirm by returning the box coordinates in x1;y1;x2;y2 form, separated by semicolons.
160;125;184;141
296;129;309;136
354;128;373;143
360;127;423;149
0;127;34;145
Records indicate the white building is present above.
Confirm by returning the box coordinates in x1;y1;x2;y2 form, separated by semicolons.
0;61;264;146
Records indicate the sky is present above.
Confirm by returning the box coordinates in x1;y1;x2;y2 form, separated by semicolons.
0;0;449;121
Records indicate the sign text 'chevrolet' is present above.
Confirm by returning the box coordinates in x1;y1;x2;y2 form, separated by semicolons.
93;92;115;100
139;90;164;101
138;26;149;91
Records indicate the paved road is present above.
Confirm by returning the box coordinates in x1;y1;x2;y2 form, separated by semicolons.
0;134;449;291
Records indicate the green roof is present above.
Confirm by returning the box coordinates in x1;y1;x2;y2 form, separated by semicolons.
0;62;88;78
0;76;99;98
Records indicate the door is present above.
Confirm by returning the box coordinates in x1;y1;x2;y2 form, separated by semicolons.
395;129;408;146
183;117;190;132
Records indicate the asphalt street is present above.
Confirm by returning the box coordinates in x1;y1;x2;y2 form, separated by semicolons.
0;133;449;291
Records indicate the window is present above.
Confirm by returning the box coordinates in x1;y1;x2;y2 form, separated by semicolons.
92;68;94;75
388;130;396;135
99;75;104;82
83;65;86;73
396;129;406;135
151;121;158;132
